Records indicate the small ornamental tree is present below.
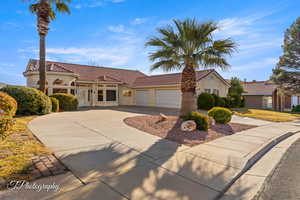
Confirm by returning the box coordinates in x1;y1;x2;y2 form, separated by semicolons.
227;77;244;107
272;17;300;93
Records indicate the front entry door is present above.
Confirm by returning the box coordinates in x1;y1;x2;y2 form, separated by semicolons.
78;87;92;107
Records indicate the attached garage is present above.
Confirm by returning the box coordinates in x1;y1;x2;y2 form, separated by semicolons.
155;89;181;108
136;90;150;106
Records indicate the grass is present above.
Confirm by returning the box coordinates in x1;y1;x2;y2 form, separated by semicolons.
233;108;300;122
0;116;50;181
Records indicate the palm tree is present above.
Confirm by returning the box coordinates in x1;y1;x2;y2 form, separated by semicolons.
145;19;237;116
25;0;71;93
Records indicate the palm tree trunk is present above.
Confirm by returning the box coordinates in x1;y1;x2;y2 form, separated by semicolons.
39;34;46;93
180;64;197;116
37;0;50;93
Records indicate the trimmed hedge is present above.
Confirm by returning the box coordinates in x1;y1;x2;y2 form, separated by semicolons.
0;86;52;115
197;93;215;110
50;93;78;111
208;107;232;124
50;97;59;112
0;115;15;138
292;105;300;113
0;92;17;116
184;111;210;131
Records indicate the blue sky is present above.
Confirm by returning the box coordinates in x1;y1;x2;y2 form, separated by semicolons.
0;0;299;85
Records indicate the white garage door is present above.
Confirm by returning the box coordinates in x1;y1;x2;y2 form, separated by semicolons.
136;90;150;106
155;89;181;108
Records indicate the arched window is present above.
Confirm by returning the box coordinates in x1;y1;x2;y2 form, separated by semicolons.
53;79;63;85
71;82;75;86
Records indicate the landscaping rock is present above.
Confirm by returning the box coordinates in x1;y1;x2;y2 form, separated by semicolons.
159;113;168;121
181;120;197;132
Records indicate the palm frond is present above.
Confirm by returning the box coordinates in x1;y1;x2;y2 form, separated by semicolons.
55;2;70;14
146;18;238;72
150;60;181;72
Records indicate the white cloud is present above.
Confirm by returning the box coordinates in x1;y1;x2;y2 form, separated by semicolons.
0;63;15;67
231;57;278;71
73;0;125;9
131;18;147;25
108;25;125;33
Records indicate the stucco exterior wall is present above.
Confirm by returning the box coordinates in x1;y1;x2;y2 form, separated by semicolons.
118;85;134;105
197;72;229;97
26;73;76;95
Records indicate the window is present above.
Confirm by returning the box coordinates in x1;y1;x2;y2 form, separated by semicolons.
53;79;63;85
204;89;211;94
122;90;132;97
98;90;103;101
71;89;75;95
213;89;219;96
106;90;116;101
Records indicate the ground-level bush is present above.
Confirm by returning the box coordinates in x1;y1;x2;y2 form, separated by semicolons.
197;93;215;110
0;86;52;115
184;111;210;131
0;92;17;116
292;105;300;113
212;94;225;107
50;93;78;111
222;97;230;108
50;97;59;112
0;115;15;138
208;107;232;124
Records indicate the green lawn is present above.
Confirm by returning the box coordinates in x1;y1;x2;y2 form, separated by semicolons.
233;108;300;122
0;116;50;181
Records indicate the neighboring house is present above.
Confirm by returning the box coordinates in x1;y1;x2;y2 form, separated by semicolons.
0;82;6;89
23;59;230;108
243;80;300;111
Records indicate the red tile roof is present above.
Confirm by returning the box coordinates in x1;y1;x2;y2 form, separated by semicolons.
25;59;146;86
132;70;215;87
243;81;277;96
25;60;227;88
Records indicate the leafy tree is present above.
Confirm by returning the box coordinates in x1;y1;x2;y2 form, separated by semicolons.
272;17;300;93
24;0;71;93
145;19;237;116
228;77;244;107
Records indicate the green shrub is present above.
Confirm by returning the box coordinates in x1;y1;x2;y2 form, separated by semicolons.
240;97;246;108
50;97;59;112
184;111;210;131
212;94;225;107
0;115;15;138
222;97;230;108
292;105;300;113
208;107;232;124
50;93;78;111
229;95;242;108
197;93;215;110
0;86;51;115
0;92;17;117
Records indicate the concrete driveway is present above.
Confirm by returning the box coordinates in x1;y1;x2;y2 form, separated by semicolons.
18;107;298;200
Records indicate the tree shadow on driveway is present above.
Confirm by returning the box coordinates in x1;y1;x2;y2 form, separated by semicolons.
51;123;252;200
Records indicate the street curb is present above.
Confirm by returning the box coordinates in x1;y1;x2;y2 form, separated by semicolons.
215;130;299;200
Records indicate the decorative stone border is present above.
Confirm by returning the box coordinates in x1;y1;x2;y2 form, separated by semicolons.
0;154;68;190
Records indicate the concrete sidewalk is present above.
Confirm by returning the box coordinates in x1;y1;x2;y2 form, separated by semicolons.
2;109;299;200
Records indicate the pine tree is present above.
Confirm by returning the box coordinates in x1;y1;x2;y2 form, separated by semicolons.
272;17;300;92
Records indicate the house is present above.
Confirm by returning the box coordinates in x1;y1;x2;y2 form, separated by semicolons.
23;59;230;108
0;82;6;89
243;80;300;111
